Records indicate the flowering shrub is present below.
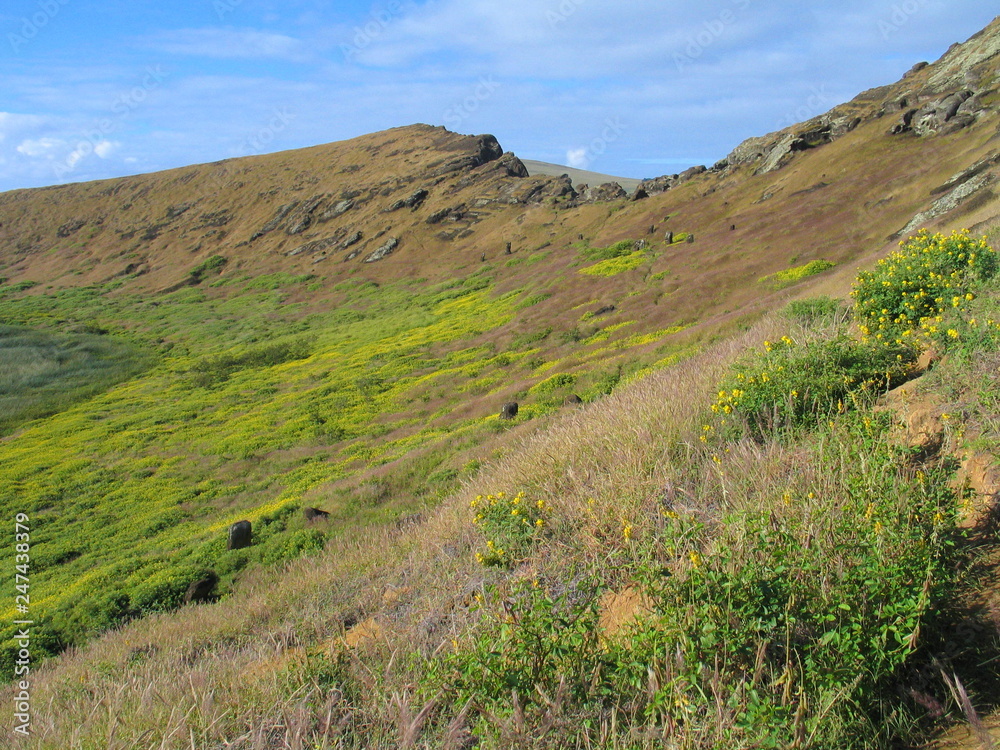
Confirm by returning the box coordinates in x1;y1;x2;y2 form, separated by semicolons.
852;229;997;346
707;335;914;439
470;491;548;567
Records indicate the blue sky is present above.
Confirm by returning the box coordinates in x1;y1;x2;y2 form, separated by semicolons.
0;1;996;192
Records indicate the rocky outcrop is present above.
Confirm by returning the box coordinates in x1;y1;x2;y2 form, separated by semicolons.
285;195;328;235
636;165;708;196
320;199;354;221
387;188;429;212
724;115;859;176
286;236;339;258
428;134;505;177
56;219;86;238
890;90;987;137
579;182;628;202
426;205;465;224
896;153;999;237
363;237;398;263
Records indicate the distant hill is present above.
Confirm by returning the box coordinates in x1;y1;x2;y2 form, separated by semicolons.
521;159;644;194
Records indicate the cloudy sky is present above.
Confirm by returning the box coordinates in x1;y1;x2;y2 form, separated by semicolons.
0;1;996;192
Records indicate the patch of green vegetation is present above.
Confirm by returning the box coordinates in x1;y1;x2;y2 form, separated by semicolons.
579;251;647;277
0;273;529;671
514;292;551;310
577;239;635;262
708;334;915;439
428;400;962;748
510;326;552;349
528;372;577;394
188;254;227;284
0;280;39;296
759;259;835;289
417;239;989;745
853;229;996;346
0;326;155;434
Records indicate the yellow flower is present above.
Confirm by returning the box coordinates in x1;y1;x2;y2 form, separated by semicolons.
688;550;701;567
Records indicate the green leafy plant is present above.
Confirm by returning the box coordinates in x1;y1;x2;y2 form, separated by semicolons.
470;491;548;567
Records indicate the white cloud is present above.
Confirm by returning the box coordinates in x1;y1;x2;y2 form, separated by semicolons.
566;147;589;169
146;28;309;61
94;140;119;159
16;137;64;157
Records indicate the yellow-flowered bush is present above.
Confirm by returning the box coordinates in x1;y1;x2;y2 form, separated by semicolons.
707;334;914;439
852;229;997;347
470;491;548;567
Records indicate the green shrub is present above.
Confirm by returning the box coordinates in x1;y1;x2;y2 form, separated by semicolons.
188;255;228;284
610;416;959;745
442;578;604;710
578;239;635;262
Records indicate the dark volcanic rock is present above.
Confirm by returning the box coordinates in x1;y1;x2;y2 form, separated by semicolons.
184;572;218;604
227;520;252;550
499;402;518;420
303;506;330;522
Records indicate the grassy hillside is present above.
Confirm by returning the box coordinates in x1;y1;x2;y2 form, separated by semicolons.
4;225;999;749
1;18;999;746
0;243;703;672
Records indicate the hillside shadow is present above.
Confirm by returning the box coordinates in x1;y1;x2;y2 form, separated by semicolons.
905;502;1000;747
